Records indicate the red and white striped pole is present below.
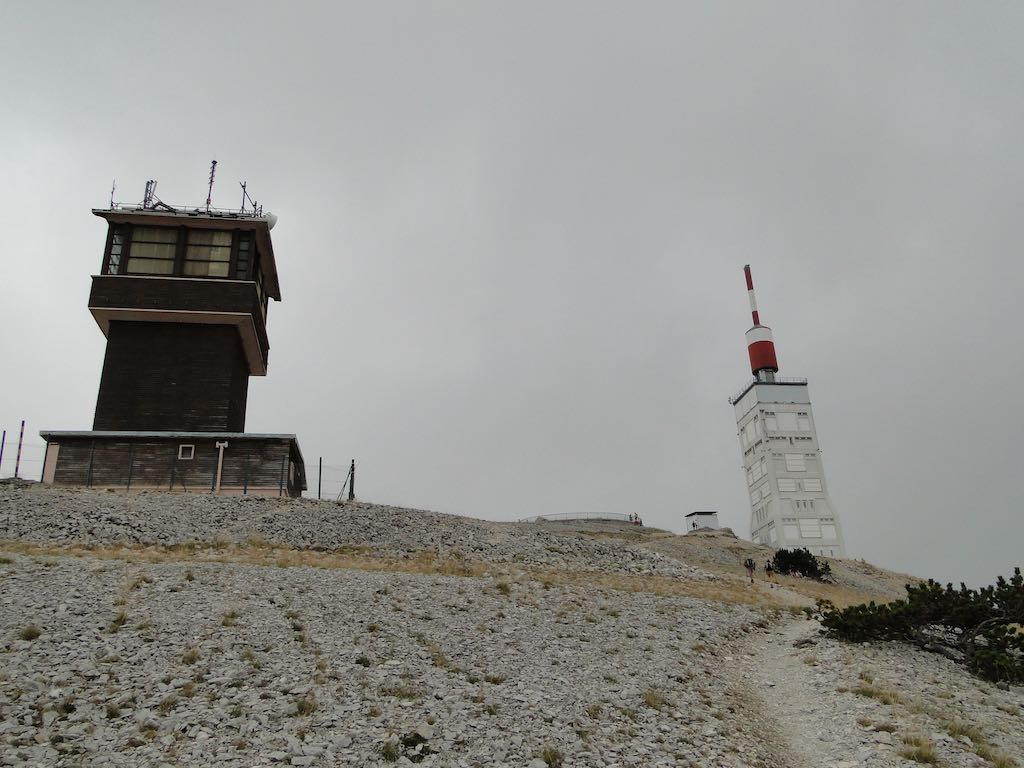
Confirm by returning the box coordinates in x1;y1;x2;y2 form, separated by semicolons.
743;266;779;377
744;264;761;327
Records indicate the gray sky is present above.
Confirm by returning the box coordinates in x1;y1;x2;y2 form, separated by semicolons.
2;1;1021;587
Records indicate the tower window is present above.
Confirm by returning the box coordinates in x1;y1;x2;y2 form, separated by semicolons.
184;230;232;277
784;453;806;472
107;226;127;274
777;412;798;431
234;232;253;280
799;518;822;538
178;444;195;460
126;227;178;274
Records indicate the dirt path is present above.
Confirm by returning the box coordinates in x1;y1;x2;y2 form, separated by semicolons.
726;618;893;768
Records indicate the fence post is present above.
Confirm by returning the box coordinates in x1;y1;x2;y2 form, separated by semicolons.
318;457;322;500
86;440;95;488
0;430;5;476
349;459;355;501
126;445;134;491
278;454;286;497
14;420;25;479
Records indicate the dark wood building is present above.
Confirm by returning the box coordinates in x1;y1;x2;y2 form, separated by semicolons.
41;197;306;497
40;432;305;497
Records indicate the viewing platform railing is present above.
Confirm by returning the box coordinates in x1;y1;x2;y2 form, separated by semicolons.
728;376;808;404
518;512;633;523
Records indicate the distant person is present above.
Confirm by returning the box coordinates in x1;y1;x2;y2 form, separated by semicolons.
765;559;776;588
692;521;698;530
628;513;635;523
743;557;756;583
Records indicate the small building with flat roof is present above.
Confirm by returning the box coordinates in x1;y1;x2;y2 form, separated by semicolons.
686;510;720;531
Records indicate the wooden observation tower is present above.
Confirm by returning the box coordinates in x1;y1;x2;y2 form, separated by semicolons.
40;176;306;496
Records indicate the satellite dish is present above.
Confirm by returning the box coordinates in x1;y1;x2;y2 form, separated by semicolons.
265;212;278;230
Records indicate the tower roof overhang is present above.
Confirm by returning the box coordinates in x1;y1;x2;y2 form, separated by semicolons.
92;208;282;300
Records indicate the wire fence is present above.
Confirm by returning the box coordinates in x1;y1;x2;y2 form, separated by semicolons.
0;420;357;502
312;460;356;501
0;421;46;481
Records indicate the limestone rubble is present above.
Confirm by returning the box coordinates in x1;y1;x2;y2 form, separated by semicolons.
0;485;1020;767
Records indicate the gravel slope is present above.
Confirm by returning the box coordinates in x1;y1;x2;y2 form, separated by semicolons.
1;484;1021;768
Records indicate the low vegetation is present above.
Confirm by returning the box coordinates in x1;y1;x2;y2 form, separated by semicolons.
540;745;563;767
772;547;831;581
899;734;939;764
820;568;1024;682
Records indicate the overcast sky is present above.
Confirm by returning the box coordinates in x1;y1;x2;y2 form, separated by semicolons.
2;2;1021;587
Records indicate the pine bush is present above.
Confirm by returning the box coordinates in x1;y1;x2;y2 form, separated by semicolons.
818;568;1024;683
772;547;831;581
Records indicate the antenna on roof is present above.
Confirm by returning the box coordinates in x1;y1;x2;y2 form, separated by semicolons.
205;159;218;212
109;179;116;208
142;180;157;209
239;181;263;216
139;179;176;213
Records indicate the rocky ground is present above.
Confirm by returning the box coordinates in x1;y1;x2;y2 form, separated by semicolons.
0;484;1021;767
0;486;705;581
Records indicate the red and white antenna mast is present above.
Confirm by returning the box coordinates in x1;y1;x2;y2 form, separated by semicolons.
743;264;779;381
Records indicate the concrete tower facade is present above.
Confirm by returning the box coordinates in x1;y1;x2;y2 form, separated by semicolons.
729;266;846;557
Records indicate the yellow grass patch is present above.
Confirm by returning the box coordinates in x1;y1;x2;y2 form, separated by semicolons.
0;538;882;610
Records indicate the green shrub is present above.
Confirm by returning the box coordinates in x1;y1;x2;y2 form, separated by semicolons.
773;548;831;581
820;568;1024;683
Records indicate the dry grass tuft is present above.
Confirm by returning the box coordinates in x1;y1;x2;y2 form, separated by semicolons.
643;688;671;711
158;695;178;715
540;745;564;767
294;693;317;716
108;609;129;634
945;720;985;744
241;647;260;668
19;624;41;641
852;682;901;705
899;734;939;764
379;681;420;700
975;743;1017;767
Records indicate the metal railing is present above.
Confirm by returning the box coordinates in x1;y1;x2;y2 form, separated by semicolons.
728;376;808;404
105;202;267;219
518;512;632;523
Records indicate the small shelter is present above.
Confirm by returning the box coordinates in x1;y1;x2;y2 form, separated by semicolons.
685;510;720;531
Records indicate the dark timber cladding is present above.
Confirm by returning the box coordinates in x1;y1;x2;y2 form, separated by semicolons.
39;194;308;498
40;432;307;497
94;322;249;432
